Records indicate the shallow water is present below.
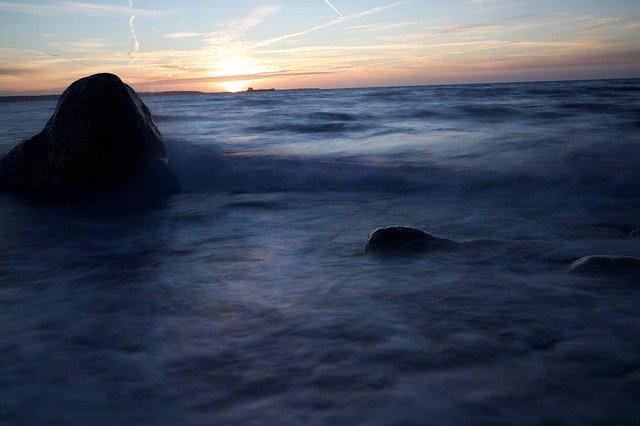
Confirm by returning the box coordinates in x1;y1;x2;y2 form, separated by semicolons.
0;80;639;424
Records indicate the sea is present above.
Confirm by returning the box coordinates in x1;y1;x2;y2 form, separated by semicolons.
0;79;639;425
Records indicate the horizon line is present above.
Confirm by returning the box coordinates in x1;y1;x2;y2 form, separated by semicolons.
0;76;638;98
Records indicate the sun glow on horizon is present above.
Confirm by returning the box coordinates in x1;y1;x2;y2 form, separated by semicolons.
210;56;263;92
220;80;253;93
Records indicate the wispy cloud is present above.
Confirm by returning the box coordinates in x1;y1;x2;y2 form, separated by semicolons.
47;38;107;52
162;32;205;39
138;70;331;87
128;15;139;56
203;5;280;47
44;51;88;65
252;1;406;48
127;0;139;58
0;1;53;15
1;46;89;66
0;66;48;76
62;1;164;17
346;21;420;33
428;23;503;35
0;1;165;16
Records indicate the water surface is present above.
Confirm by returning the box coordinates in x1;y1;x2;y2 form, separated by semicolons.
0;79;639;424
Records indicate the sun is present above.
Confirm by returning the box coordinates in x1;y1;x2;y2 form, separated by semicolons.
211;56;262;93
220;80;252;93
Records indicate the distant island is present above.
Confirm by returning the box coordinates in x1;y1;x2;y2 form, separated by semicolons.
246;87;275;92
0;94;61;103
0;91;208;102
0;87;324;102
141;90;207;97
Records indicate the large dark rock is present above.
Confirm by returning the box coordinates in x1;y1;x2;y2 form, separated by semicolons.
568;255;640;274
365;226;457;254
0;73;180;195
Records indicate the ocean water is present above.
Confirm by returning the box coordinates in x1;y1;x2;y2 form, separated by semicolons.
0;79;639;424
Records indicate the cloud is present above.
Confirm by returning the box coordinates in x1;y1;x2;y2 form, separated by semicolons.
44;51;88;64
62;1;165;17
0;46;89;66
448;46;640;78
251;1;406;48
203;5;280;47
128;15;139;56
138;70;331;86
46;38;107;53
0;1;166;16
0;1;53;15
427;23;504;35
346;21;420;32
162;32;205;39
0;66;43;76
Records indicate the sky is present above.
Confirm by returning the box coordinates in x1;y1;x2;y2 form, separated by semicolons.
0;0;639;94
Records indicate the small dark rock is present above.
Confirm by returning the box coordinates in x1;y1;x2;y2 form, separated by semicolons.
568;255;640;274
629;229;640;239
365;226;457;254
0;73;180;195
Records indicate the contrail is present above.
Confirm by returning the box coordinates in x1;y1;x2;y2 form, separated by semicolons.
9;47;87;66
323;0;343;17
127;1;139;57
128;15;139;55
44;52;88;65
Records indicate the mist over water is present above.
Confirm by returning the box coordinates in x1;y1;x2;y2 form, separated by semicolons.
1;79;639;424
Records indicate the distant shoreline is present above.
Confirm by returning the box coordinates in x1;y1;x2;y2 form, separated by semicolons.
0;77;637;101
0;88;323;102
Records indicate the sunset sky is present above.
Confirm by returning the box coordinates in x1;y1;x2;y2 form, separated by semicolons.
0;0;639;94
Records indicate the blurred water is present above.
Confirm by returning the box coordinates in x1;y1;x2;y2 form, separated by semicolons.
0;80;639;424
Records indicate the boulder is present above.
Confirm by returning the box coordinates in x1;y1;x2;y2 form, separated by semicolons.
0;73;180;195
568;255;640;274
365;226;457;254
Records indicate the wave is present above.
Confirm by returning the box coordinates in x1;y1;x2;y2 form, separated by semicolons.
2;79;638;200
409;109;442;118
582;84;640;94
558;102;640;115
246;122;367;135
523;88;573;97
242;110;369;135
457;105;521;119
527;111;575;120
558;102;616;113
308;112;358;122
164;138;640;198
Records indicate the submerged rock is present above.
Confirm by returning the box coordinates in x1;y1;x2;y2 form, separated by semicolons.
629;229;640;239
0;73;180;195
365;226;457;254
568;255;640;274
